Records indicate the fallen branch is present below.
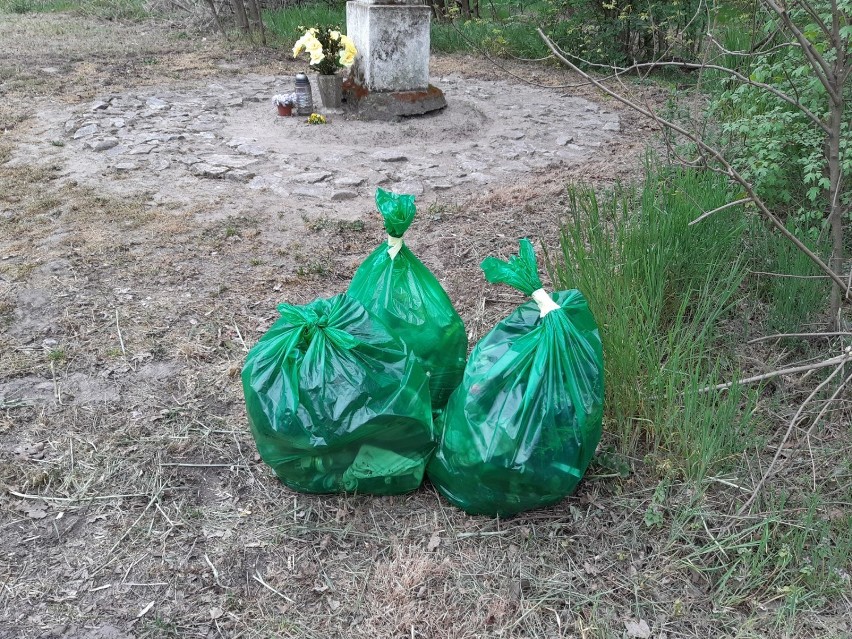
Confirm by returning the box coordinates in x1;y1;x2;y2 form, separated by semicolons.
252;571;296;603
696;352;852;393
747;331;852;344
803;369;852;441
8;489;149;503
749;270;832;279
736;354;851;515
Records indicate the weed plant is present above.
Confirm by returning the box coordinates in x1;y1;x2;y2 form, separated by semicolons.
549;162;755;479
550;161;851;624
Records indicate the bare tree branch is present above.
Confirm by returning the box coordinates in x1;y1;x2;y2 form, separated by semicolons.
552;53;830;134
792;0;834;41
689;197;753;226
763;0;840;102
706;32;799;58
694;351;852;393
747;331;852;344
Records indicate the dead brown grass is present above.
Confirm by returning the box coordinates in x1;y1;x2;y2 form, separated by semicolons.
0;11;849;639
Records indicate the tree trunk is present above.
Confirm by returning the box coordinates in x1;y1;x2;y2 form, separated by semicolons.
232;0;250;35
826;54;846;326
246;0;266;45
204;0;226;35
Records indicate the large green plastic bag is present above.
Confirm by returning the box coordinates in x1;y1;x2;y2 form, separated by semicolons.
242;293;435;495
348;188;467;409
427;240;604;516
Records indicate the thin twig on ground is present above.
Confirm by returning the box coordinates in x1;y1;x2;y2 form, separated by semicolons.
736;355;850;515
696;352;852;393
747;331;852;344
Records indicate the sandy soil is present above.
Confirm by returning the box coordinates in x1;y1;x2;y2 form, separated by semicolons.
1;12;848;639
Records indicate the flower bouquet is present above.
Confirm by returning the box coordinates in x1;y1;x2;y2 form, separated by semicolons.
293;26;357;108
293;26;357;76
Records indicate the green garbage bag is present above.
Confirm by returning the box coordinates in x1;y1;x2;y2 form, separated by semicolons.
348;188;467;409
427;239;604;516
242;293;435;495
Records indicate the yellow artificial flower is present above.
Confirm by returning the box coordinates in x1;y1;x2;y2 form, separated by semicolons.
293;32;321;58
339;49;356;67
305;39;324;65
338;35;357;67
330;30;340;41
293;33;310;57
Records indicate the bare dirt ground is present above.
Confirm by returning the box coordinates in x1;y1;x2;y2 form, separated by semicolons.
0;12;848;639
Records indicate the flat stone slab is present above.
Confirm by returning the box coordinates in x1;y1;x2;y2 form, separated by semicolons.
73;124;98;139
203;154;258;169
293;171;332;184
191;163;229;178
371;150;408;162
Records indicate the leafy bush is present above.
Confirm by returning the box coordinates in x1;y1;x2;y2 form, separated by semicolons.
544;0;707;66
708;2;852;239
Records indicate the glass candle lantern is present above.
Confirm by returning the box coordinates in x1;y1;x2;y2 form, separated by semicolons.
294;73;313;116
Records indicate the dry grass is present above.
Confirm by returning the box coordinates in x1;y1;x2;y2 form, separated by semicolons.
0;11;849;639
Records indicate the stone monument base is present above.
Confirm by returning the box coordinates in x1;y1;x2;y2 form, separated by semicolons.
343;81;447;121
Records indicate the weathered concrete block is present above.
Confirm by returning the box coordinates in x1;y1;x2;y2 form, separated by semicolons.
347;84;447;121
346;0;432;92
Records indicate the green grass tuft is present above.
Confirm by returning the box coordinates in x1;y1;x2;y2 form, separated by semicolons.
549;162;754;479
263;1;550;58
264;4;346;42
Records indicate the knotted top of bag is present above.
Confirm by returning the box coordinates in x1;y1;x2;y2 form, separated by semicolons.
376;187;416;260
277;298;361;352
480;239;561;318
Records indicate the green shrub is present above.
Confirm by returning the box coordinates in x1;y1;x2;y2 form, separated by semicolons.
708;1;852;239
543;0;707;66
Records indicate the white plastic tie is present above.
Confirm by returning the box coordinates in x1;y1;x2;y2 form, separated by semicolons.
531;288;560;318
387;235;404;260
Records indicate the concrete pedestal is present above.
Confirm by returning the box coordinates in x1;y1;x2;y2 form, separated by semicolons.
345;0;446;119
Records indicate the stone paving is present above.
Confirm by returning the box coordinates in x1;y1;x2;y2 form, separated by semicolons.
25;73;622;222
